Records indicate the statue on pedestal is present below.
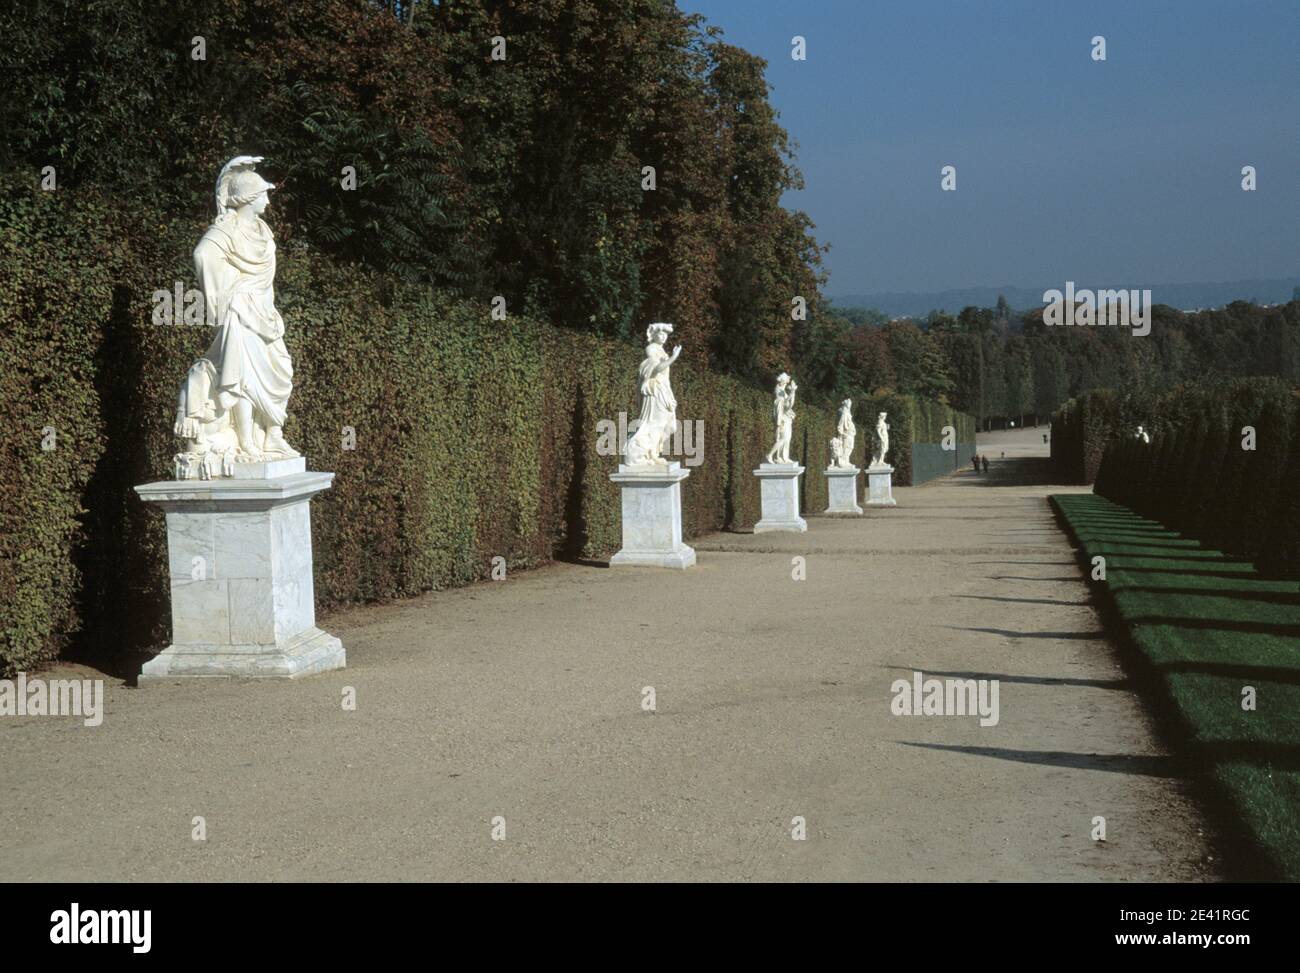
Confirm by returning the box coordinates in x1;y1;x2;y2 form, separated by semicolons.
765;373;798;464
624;322;681;467
870;411;891;468
829;398;856;468
173;156;299;479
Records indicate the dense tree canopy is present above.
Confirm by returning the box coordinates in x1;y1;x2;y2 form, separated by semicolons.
0;0;825;383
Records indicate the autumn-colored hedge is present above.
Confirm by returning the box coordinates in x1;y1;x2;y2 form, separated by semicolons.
0;178;845;675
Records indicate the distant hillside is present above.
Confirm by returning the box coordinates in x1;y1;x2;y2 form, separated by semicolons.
830;278;1300;318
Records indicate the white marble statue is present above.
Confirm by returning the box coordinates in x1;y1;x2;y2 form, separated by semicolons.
870;411;891;468
1135;425;1150;444
173;156;299;479
624;322;681;467
765;373;798;465
829;399;856;468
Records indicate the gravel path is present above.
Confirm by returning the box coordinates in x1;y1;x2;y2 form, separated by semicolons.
0;428;1220;881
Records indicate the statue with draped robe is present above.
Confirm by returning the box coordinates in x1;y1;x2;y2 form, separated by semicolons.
623;322;681;467
173;156;299;479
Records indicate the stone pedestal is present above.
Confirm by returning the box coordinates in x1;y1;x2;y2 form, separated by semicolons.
133;457;346;681
753;463;808;533
823;465;863;515
866;464;897;507
609;462;696;569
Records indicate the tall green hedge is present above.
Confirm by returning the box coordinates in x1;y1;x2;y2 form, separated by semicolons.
1092;378;1300;575
1049;389;1124;484
0;178;848;675
856;392;977;485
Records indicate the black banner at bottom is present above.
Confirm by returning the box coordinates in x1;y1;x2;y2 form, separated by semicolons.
1;881;1280;957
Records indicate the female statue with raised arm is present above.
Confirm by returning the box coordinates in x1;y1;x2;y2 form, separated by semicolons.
623;322;682;467
766;373;797;464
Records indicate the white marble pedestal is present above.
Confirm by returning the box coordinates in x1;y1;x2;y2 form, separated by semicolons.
753;463;808;532
133;457;346;682
609;462;696;569
866;464;897;507
823;466;863;515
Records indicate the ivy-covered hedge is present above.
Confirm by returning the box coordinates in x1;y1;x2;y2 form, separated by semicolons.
1092;378;1300;575
1;178;846;675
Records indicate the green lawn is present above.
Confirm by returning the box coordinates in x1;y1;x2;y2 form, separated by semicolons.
1051;493;1300;880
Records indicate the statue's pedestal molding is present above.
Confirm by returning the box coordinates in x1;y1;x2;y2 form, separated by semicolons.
866;464;897;508
609;462;696;569
823;465;863;515
753;463;808;533
133;463;345;682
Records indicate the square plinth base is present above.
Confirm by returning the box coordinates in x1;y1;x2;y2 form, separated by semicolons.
824;466;863;515
134;467;347;682
866;465;897;507
610;547;697;569
753;463;808;532
138;627;345;682
609;462;695;569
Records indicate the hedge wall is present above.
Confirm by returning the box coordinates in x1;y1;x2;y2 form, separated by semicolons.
0;178;847;675
1049;389;1124;484
856;392;977;486
1092;378;1300;575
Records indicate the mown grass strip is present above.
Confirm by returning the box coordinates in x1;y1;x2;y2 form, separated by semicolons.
1051;492;1300;880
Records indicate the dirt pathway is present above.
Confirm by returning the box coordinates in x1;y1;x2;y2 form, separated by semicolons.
0;428;1219;881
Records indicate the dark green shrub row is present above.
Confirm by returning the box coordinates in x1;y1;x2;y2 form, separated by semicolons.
1092;378;1300;575
1052;493;1300;879
1;179;847;675
1049;389;1123;483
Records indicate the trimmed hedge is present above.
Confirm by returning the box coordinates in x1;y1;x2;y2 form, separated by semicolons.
1;178;849;675
857;392;977;486
1049;388;1122;484
1092;378;1300;575
1052;493;1300;879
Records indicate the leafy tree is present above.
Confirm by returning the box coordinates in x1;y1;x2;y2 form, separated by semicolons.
830;306;889;328
1031;340;1068;420
844;326;894;394
1003;337;1034;425
937;332;982;416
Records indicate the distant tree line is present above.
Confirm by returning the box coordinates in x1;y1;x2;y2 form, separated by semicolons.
803;298;1300;429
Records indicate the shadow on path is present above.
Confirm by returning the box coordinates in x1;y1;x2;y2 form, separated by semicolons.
898;741;1184;778
950;625;1106;641
882;664;1129;691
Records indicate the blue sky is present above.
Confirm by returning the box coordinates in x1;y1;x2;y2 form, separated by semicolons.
678;0;1300;297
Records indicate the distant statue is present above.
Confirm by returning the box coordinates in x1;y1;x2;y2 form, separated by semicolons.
766;373;798;464
173;156;298;479
828;398;856;468
870;412;890;468
1135;424;1150;444
624;322;681;466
